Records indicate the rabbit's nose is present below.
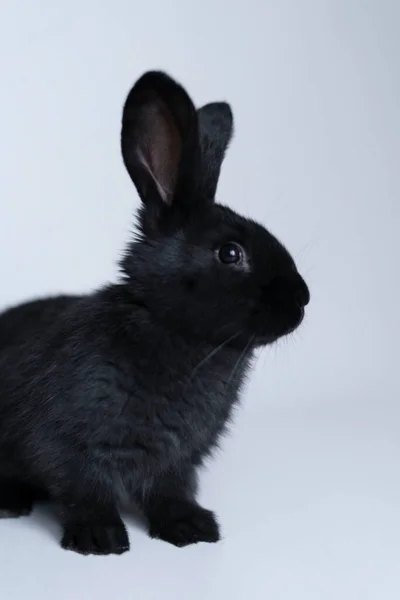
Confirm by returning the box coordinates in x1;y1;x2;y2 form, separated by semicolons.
294;278;310;308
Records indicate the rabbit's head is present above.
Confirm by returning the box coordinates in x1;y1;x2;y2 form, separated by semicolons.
120;72;309;347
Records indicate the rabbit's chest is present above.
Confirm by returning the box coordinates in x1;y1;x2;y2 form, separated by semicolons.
167;376;236;454
136;358;248;463
93;348;250;488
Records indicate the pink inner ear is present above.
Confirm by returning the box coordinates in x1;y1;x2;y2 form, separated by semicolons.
137;102;182;206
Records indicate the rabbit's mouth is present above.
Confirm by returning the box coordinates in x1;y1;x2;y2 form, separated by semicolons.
251;305;305;345
249;274;309;345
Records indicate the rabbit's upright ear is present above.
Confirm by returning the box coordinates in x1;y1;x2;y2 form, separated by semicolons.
197;102;234;199
121;71;200;226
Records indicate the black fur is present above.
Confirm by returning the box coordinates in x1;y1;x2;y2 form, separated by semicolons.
0;71;309;555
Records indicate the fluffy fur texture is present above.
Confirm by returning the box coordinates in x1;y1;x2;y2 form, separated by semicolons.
0;71;310;555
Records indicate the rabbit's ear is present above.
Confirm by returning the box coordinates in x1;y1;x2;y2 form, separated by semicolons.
197;102;234;199
121;71;200;222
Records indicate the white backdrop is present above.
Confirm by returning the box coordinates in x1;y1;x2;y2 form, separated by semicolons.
0;1;399;599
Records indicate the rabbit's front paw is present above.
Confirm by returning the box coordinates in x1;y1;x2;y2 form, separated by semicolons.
61;521;130;555
0;480;44;518
149;500;220;547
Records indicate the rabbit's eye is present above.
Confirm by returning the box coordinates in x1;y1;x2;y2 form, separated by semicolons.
218;243;243;265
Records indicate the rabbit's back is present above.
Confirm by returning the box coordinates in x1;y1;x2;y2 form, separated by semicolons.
0;295;80;349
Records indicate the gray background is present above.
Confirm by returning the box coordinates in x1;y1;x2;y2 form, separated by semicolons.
0;1;399;598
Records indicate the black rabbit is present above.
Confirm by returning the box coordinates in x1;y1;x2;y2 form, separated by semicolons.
0;71;310;555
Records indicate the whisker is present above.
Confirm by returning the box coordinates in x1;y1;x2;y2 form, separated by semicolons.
189;331;242;379
225;334;255;391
